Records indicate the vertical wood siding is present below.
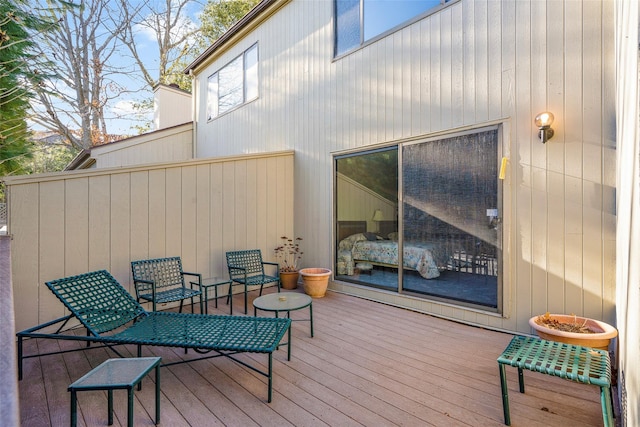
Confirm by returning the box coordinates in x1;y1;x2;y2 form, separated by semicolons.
91;123;193;168
7;152;294;331
193;0;616;334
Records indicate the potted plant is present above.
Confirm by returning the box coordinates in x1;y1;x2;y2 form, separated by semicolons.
274;236;303;289
529;312;618;350
299;267;332;298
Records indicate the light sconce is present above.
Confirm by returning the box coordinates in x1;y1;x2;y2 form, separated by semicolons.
534;111;554;143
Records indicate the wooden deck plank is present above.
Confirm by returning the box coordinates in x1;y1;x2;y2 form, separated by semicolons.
18;339;50;426
298;336;501;425
37;338;75;426
314;300;602;426
17;289;609;426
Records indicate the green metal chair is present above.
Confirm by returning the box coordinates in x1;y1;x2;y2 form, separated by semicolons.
131;256;202;313
226;249;280;314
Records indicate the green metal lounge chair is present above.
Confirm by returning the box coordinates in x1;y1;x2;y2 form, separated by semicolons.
16;270;291;402
226;249;280;314
131;256;202;313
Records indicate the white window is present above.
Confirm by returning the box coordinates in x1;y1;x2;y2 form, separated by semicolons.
207;43;259;120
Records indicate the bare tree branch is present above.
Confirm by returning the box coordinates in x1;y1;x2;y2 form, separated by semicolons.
115;0;201;90
29;0;138;150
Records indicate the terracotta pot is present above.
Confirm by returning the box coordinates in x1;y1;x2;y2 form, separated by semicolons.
279;271;299;290
300;268;332;298
529;314;618;350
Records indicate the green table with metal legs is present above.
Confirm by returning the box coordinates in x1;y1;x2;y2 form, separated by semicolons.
497;336;613;426
68;357;161;427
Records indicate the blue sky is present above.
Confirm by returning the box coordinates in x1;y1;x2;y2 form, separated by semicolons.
30;0;202;137
106;2;202;135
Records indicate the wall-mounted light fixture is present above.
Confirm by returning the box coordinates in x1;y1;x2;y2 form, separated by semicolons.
534;111;554;143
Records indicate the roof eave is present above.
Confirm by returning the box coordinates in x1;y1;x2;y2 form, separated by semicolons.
64;149;94;171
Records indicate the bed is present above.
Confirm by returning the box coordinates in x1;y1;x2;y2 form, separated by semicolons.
336;220;446;279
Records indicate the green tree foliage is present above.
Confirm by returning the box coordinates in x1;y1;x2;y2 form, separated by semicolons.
200;0;260;42
0;0;58;176
26;138;79;174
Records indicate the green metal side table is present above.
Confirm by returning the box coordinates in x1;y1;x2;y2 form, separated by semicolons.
497;336;613;426
68;357;161;427
193;277;232;314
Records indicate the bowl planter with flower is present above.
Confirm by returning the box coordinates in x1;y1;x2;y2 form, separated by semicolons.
274;236;303;290
529;312;618;350
299;268;332;298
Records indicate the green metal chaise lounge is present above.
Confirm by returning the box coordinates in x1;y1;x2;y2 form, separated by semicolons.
16;270;291;402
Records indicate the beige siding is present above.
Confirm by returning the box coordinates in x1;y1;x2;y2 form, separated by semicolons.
91;123;193;168
7;152;294;331
193;0;616;334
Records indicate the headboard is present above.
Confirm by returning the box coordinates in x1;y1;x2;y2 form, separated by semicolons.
337;220;398;242
337;221;366;242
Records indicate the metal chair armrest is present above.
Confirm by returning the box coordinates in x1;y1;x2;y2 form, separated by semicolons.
262;261;280;275
181;271;202;288
133;278;156;298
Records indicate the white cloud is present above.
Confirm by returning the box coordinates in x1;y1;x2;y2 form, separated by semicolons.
111;99;140;117
135;8;199;45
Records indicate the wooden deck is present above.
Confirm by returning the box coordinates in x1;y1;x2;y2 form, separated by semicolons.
18;288;608;426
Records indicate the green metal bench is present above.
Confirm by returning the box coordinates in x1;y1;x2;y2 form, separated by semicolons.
16;270;291;402
497;336;613;426
226;249;280;314
131;256;202;313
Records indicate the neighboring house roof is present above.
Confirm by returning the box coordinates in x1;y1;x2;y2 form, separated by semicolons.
184;0;290;75
33;132;68;146
64;149;94;170
152;82;190;95
64;122;193;170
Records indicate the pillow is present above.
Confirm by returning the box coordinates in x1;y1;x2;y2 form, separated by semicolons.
387;232;398;241
363;232;378;241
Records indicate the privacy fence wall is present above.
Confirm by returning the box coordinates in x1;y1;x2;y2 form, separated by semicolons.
5;151;294;331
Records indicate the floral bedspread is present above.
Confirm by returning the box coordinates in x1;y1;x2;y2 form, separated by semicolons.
348;239;441;279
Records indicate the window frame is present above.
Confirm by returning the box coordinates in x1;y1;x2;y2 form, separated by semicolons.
207;43;259;121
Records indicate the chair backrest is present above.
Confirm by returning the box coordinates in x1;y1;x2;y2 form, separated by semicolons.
46;270;147;336
131;256;185;294
226;249;265;280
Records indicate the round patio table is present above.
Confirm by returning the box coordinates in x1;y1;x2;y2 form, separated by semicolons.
253;292;313;337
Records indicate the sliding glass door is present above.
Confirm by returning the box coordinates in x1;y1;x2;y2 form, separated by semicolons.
335;148;399;290
402;129;500;309
334;128;501;310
